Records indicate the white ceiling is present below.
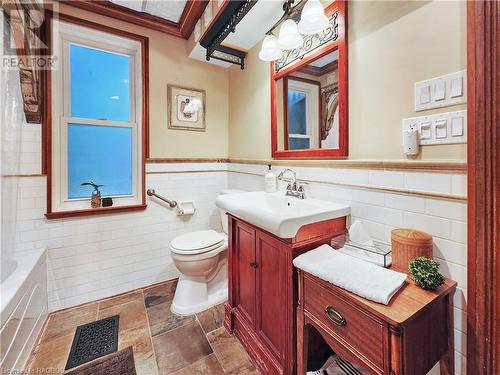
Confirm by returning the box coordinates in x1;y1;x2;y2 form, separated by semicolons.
189;43;232;68
109;0;187;23
221;1;284;50
190;1;284;67
310;49;338;67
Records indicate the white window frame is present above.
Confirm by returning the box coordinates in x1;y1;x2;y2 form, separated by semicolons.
288;79;319;149
51;19;143;213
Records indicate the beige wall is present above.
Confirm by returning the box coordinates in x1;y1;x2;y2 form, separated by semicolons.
58;1;466;161
228;0;467;161
228;44;272;160
58;3;230;159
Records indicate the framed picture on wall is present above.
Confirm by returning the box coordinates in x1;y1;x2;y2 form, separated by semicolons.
167;84;206;131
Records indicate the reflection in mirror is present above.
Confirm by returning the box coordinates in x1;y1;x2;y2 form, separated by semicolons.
276;49;339;151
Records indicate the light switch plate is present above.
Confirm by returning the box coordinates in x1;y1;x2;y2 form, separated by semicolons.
433;81;446;101
435;120;447;138
450;77;463;98
415;70;466;111
420;122;432;139
419;85;431;104
451;117;464;136
403;110;467;145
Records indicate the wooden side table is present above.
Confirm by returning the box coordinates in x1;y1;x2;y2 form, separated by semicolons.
297;270;457;375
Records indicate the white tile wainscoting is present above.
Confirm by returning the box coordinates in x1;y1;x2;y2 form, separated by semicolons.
12;162;467;374
13;166;228;312
227;162;467;375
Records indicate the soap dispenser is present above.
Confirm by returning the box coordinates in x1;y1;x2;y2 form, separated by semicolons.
264;164;277;193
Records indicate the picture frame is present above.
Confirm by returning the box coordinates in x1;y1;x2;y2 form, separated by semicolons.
167;84;206;131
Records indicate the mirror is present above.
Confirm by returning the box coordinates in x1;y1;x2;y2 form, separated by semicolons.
276;49;339;151
271;1;347;159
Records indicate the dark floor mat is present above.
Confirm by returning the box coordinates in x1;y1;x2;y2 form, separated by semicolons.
65;315;120;370
65;346;136;375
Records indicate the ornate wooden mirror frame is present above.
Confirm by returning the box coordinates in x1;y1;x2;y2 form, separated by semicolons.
270;0;347;159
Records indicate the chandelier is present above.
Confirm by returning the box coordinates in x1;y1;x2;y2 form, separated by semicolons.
258;0;330;62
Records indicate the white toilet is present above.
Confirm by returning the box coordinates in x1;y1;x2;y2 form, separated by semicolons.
170;189;244;315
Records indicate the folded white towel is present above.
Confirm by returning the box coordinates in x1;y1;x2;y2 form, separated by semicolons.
293;244;407;305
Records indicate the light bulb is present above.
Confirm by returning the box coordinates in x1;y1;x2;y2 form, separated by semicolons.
277;19;303;50
298;0;329;35
258;35;283;61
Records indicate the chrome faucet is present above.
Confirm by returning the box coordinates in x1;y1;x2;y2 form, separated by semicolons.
277;169;306;199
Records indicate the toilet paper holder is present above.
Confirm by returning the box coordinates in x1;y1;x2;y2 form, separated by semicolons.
177;201;196;216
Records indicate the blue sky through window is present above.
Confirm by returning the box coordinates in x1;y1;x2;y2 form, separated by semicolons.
288;90;307;134
68;124;132;199
70;44;131;121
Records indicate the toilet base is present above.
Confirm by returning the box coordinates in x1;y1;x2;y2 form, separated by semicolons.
171;260;227;315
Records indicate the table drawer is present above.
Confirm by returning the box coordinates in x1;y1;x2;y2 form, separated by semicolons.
303;275;385;368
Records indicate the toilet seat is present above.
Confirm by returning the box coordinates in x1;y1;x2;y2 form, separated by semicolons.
170;230;228;255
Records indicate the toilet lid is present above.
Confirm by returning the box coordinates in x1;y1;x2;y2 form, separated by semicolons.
170;230;226;253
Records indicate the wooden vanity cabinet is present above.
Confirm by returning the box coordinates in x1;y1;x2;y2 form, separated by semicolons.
297;271;457;375
224;214;347;375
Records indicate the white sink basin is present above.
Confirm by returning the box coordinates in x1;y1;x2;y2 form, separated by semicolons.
216;191;350;238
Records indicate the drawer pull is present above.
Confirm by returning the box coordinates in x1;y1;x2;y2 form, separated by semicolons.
249;262;258;269
325;306;346;326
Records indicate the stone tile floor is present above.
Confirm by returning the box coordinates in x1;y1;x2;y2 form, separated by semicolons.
27;280;259;374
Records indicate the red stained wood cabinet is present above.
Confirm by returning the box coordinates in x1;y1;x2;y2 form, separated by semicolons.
224;214;347;375
297;271;457;375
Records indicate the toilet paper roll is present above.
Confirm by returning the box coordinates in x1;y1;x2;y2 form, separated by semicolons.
177;200;196;216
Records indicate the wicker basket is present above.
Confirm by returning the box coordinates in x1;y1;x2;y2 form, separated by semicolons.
391;228;432;272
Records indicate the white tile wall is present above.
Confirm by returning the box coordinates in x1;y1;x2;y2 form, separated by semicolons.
16;123;42;175
13;166;227;311
227;163;467;374
13;161;467;374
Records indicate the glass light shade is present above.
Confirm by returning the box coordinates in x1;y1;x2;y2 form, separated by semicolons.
258;35;283;61
277;19;303;50
298;0;329;35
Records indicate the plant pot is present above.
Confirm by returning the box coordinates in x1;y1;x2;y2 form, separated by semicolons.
91;192;102;208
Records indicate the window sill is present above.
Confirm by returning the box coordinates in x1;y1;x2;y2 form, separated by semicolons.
45;204;147;219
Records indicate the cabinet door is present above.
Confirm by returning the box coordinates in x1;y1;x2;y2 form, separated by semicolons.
255;230;287;363
234;220;256;326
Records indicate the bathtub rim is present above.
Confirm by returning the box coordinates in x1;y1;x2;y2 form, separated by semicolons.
1;248;47;327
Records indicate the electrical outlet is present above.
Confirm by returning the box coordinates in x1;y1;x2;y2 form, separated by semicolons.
408;123;418;132
402;110;467;145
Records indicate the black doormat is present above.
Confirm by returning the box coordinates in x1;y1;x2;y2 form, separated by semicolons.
65;346;136;375
65;315;120;370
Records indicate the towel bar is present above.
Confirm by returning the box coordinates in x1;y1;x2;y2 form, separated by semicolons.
147;189;177;208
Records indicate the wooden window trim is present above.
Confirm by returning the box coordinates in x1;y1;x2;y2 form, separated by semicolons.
467;0;500;373
45;204;147;219
60;0;208;40
42;11;149;219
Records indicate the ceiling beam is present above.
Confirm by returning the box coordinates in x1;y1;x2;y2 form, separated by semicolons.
178;0;209;39
60;0;208;39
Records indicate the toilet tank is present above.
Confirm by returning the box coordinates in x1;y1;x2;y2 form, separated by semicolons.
218;189;246;234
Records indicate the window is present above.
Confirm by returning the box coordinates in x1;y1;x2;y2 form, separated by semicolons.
48;17;147;217
286;79;319;150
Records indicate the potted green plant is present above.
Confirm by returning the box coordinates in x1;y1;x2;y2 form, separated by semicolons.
409;257;445;291
81;181;103;208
